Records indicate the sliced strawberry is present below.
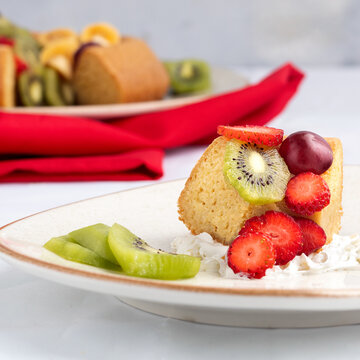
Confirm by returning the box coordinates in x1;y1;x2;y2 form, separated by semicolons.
0;37;14;47
285;172;330;216
217;125;284;147
14;56;28;76
294;217;327;256
239;211;303;265
227;231;276;279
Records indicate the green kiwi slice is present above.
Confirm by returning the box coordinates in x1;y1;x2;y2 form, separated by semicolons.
69;223;117;265
17;71;44;106
43;67;74;106
43;235;121;271
224;139;291;205
108;223;201;280
164;59;211;95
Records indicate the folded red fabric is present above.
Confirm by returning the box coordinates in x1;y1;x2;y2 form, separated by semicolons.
0;63;304;182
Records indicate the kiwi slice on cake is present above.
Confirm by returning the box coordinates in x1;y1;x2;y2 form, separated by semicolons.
17;70;44;106
224;139;290;204
108;223;201;280
43;67;74;106
44;235;121;271
164;59;211;95
69;223;117;264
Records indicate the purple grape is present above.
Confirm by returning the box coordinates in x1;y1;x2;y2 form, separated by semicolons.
279;131;333;175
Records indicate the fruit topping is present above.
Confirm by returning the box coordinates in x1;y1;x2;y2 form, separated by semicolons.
43;67;74;106
279;131;333;175
14;55;28;76
227;231;276;279
108;223;201;280
69;223;117;264
240;211;303;265
37;28;78;47
17;71;44;106
164;59;211;95
285;172;331;216
294;217;327;255
40;37;79;79
218;125;284;147
223;139;290;204
44;235;122;271
0;36;14;46
80;22;120;46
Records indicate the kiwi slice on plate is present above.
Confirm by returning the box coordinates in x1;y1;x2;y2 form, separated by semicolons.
17;70;44;106
164;59;211;95
69;223;117;264
44;235;121;271
43;67;74;106
108;223;201;280
224;139;290;205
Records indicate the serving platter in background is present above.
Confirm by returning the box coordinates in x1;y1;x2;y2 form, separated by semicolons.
2;67;248;119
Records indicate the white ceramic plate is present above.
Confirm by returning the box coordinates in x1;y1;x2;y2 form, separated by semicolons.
2;67;248;119
0;166;359;328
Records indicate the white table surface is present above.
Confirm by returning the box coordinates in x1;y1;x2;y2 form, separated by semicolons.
1;67;360;359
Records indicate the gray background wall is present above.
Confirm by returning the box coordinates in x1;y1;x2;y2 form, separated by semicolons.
2;0;359;66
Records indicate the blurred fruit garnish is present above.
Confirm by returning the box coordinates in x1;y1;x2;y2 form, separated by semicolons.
40;37;79;79
80;22;120;46
164;59;211;95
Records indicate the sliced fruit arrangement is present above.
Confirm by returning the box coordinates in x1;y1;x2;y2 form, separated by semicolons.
0;15;208;107
285;172;331;216
294;217;327;256
43;67;74;106
229;211;328;278
164;59;211;95
0;16;122;108
44;235;121;271
17;71;44;106
80;22;120;46
36;28;78;47
40;37;79;80
43;223;201;280
218;125;334;278
218;125;284;147
108;223;201;280
240;211;303;265
223;138;290;204
227;231;276;279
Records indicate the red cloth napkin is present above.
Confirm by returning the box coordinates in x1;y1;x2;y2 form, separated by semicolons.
0;63;304;182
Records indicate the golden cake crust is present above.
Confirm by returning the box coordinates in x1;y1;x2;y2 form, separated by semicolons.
0;45;15;108
178;136;343;244
73;37;170;104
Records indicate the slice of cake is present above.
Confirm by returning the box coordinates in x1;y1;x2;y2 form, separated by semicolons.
73;37;170;104
178;133;343;245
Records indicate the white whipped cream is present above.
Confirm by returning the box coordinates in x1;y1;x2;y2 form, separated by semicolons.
171;232;360;278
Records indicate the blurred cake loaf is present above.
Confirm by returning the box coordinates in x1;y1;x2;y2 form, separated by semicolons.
73;37;170;104
0;45;15;107
178;136;343;245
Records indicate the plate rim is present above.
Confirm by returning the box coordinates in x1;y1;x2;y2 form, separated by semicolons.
1;168;360;299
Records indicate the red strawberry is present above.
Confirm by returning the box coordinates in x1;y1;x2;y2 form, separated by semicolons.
227;231;276;279
285;172;330;216
217;125;284;147
14;56;28;76
294;217;327;256
239;211;303;265
0;37;14;47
